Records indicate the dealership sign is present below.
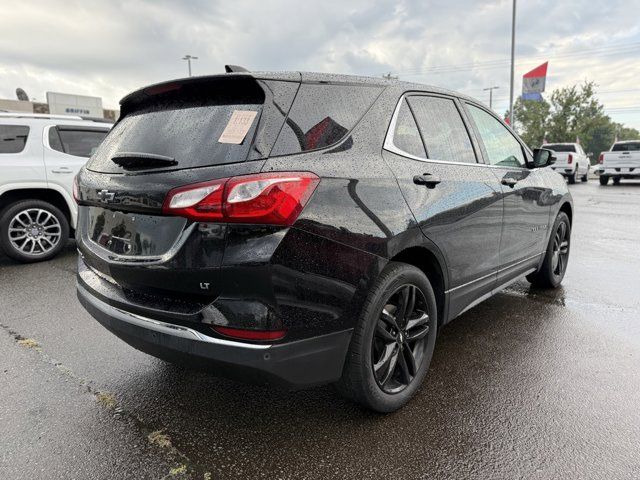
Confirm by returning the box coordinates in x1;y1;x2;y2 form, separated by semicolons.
522;62;548;102
46;91;103;117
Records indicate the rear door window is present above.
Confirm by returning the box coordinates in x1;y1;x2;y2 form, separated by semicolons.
0;125;29;154
271;83;382;156
49;127;109;157
391;100;426;158
407;96;477;164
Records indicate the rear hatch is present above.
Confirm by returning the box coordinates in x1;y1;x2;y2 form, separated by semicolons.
76;74;300;299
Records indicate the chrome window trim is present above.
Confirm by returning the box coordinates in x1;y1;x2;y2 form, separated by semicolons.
383;93;529;171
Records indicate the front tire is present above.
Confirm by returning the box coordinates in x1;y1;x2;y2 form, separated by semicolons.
0;200;69;263
599;175;609;186
526;211;571;289
613;177;621;185
336;262;438;413
581;171;588;182
567;172;576;184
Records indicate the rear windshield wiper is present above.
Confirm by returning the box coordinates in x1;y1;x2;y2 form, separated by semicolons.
111;152;177;169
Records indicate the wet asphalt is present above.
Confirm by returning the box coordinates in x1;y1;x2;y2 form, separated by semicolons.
1;180;639;479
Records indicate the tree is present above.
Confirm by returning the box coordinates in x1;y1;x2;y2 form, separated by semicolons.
512;96;550;147
508;81;640;162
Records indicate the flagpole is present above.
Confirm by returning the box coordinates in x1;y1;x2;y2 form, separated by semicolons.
509;0;516;127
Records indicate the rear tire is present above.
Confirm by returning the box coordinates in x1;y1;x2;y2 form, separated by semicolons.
567;172;576;184
0;200;69;263
336;262;438;413
599;176;609;186
526;211;571;289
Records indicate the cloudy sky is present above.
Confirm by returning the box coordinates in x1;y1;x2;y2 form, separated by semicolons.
1;0;639;129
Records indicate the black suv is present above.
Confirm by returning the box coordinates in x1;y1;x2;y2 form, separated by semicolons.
75;71;572;412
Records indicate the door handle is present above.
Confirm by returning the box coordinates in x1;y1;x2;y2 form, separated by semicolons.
413;173;441;188
501;177;518;188
51;167;73;174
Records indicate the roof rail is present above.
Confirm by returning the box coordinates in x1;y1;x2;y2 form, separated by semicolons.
0;112;83;120
80;116;114;124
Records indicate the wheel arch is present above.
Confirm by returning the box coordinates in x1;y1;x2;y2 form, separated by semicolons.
559;201;573;226
390;246;448;326
0;188;73;233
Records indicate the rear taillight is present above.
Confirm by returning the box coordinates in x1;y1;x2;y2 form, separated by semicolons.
598;153;604;164
163;172;319;225
73;175;80;203
212;325;287;341
567;154;573;164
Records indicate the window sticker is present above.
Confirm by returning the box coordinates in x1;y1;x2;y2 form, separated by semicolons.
218;110;258;144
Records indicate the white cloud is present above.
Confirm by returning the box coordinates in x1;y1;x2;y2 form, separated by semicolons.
1;0;639;128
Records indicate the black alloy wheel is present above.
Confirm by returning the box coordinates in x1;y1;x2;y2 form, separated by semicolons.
526;211;571;288
551;220;570;278
372;284;430;394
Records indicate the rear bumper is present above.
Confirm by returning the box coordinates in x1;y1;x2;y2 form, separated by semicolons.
77;282;352;390
594;166;640;177
550;166;576;176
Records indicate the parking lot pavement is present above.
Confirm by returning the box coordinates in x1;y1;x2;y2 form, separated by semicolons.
1;181;640;479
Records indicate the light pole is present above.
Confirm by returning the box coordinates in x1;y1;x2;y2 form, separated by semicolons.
483;86;500;109
508;0;516;126
182;55;198;77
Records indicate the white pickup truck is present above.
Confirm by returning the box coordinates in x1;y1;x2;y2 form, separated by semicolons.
596;140;640;186
541;142;590;184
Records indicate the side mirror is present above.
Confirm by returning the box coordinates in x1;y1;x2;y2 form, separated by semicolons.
532;148;556;168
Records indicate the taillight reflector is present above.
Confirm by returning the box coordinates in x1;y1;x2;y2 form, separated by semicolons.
599;153;604;164
567;154;573;164
162;172;319;225
213;325;286;341
73;175;80;203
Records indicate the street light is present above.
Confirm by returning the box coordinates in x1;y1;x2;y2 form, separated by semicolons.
508;0;516;126
483;86;500;109
182;54;198;77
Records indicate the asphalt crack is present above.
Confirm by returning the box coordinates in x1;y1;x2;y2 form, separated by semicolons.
0;322;212;480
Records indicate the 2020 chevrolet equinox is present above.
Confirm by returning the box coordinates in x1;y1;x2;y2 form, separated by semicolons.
75;71;572;412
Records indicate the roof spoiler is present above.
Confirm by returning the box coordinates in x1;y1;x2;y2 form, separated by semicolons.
225;64;249;73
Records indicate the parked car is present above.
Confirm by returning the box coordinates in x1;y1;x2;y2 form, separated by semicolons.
541;142;589;184
596;140;640;185
75;71;573;412
0;113;111;262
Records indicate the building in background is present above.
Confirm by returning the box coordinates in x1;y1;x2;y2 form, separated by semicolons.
0;91;119;121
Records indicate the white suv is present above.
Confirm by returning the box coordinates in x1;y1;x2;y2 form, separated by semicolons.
0;113;111;262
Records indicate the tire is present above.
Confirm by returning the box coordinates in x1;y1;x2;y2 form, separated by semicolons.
567;172;576;184
526;211;571;289
613;177;621;185
599;175;609;186
0;200;69;263
581;172;588;182
336;262;438;413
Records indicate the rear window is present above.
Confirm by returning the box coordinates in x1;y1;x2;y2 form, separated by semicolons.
612;142;640;152
270;83;382;156
49;127;109;157
86;77;298;173
543;144;576;152
0;125;29;154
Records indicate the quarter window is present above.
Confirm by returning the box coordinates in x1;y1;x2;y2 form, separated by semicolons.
271;83;382;156
49;127;108;157
467;104;525;167
392;100;426;158
0;125;29;154
407;96;476;164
